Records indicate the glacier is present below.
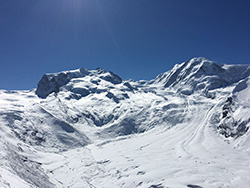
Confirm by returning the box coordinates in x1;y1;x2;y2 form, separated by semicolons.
0;57;250;188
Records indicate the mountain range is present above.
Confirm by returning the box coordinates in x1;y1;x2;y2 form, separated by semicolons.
0;57;250;188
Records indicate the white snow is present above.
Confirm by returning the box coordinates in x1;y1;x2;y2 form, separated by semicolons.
0;58;250;188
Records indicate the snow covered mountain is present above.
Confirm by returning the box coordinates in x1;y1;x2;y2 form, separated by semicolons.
0;57;250;188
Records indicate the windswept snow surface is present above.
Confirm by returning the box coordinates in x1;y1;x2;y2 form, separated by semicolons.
0;58;250;188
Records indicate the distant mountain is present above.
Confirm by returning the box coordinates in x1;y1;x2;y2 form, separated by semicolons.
36;68;122;98
0;57;250;188
154;57;250;95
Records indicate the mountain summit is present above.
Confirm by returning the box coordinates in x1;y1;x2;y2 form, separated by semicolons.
36;57;250;99
36;68;122;98
1;57;250;188
154;57;250;95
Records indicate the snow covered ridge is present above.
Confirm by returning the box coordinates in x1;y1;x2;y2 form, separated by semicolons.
36;57;250;99
1;57;250;187
36;68;122;98
154;57;250;95
33;57;250;139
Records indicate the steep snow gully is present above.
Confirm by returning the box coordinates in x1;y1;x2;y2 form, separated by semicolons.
0;57;250;188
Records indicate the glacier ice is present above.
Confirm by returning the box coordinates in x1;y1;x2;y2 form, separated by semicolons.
1;57;250;188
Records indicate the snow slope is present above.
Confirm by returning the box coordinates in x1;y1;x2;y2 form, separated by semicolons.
0;57;250;188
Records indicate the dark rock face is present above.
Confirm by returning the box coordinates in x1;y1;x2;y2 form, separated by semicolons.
100;71;122;84
36;73;68;98
36;68;90;98
106;92;119;103
217;97;249;138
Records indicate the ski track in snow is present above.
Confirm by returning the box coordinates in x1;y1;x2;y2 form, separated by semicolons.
1;91;250;188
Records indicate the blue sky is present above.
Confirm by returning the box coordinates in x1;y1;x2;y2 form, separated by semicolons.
0;0;250;90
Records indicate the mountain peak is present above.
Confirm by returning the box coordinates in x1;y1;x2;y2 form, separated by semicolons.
187;57;212;64
36;68;122;98
154;57;250;95
36;58;250;98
